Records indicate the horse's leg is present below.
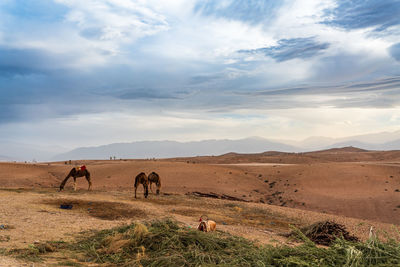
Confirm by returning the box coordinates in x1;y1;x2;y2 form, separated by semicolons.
85;176;92;191
73;177;77;191
156;182;160;195
59;175;71;191
149;181;154;194
135;186;137;198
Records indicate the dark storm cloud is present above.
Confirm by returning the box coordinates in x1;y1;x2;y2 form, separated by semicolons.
238;37;330;62
322;0;400;32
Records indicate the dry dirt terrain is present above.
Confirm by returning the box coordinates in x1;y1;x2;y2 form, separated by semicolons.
1;147;400;265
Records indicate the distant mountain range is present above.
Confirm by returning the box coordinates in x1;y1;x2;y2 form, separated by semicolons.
3;130;400;161
53;131;400;161
52;138;299;160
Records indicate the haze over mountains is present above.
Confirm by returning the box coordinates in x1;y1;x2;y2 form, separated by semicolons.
2;130;400;161
282;130;400;151
53;130;400;160
53;138;298;161
54;130;400;160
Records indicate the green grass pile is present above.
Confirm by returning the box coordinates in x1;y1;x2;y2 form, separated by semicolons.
72;219;400;267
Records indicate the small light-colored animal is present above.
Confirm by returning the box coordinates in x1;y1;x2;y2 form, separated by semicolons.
134;172;149;199
197;215;216;232
148;171;161;195
59;166;92;191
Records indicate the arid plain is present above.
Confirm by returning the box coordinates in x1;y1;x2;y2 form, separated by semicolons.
1;147;400;266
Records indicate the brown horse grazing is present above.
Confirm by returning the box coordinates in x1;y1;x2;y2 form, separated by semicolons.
148;171;161;195
134;172;149;198
59;166;92;191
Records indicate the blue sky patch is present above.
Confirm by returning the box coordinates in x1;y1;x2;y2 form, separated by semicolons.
1;0;67;22
322;0;400;32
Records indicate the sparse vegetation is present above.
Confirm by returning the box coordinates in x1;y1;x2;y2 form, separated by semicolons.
4;241;67;262
43;198;146;220
57;261;84;266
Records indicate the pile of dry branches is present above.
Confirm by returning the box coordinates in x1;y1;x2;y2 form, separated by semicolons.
297;220;359;245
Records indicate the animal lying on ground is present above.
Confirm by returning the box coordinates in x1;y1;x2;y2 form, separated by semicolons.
59;166;92;191
134;172;149;198
197;216;216;232
148;171;161;195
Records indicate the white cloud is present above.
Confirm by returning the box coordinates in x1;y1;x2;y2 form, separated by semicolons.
56;0;169;41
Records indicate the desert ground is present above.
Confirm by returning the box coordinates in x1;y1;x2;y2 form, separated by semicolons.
1;147;400;265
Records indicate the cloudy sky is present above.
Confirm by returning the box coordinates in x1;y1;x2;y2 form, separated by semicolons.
1;0;400;150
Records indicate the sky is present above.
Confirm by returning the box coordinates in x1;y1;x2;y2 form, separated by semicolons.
0;0;400;150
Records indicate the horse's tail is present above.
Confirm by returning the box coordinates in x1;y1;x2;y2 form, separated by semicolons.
85;169;91;179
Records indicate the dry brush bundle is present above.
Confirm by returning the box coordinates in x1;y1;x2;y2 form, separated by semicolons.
289;220;359;246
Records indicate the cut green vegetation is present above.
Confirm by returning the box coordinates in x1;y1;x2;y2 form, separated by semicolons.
5;219;400;266
69;220;400;266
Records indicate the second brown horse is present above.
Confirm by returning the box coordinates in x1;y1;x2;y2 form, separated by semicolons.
134;172;149;198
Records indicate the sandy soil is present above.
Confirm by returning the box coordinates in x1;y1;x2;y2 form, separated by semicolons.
1;148;400;265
